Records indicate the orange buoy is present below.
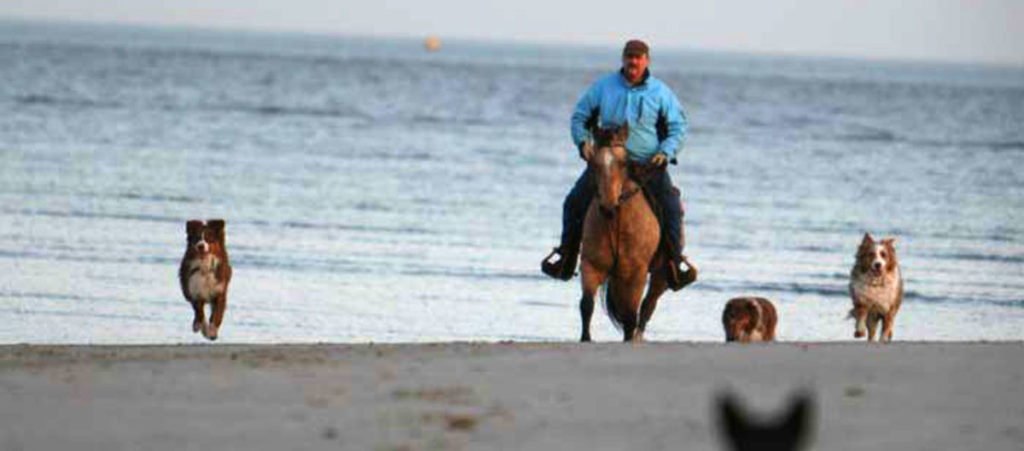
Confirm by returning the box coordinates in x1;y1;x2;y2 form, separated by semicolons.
424;36;441;52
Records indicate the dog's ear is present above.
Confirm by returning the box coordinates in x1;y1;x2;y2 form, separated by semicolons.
881;238;897;256
861;233;874;246
777;391;815;450
882;238;898;269
717;390;816;451
207;219;226;242
186;220;203;237
717;391;749;444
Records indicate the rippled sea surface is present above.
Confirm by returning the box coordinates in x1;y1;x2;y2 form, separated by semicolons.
2;21;1023;343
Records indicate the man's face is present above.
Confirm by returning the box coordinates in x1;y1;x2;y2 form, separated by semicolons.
621;52;649;84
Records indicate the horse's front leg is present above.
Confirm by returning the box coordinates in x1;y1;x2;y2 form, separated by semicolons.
619;268;649;343
637;266;669;340
579;260;606;342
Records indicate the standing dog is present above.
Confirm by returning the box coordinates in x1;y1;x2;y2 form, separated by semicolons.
179;219;232;341
722;297;778;342
848;233;903;342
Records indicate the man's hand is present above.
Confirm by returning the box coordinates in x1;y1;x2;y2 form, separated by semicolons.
650;152;668;167
579;141;594;161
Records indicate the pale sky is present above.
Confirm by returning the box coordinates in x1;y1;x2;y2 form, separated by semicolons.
3;0;1023;66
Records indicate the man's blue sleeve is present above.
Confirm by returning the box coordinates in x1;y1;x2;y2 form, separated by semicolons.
571;80;601;150
658;90;687;159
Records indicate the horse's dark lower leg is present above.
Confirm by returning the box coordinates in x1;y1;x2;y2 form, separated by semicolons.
637;297;660;339
622;314;638;342
580;293;594;342
638;270;668;336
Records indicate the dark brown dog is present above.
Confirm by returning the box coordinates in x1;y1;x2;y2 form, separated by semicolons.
179;219;232;340
722;297;778;342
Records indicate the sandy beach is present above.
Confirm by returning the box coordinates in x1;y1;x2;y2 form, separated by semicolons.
1;341;1022;450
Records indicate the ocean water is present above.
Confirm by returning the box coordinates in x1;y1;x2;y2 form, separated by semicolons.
1;20;1023;344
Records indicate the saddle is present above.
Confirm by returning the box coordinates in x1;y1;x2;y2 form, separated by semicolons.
626;161;681;261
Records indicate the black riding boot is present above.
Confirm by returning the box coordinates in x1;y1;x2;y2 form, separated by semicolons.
646;170;697;291
663;222;698;291
541;239;580;281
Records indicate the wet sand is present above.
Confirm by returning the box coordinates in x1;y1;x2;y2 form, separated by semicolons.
1;341;1022;450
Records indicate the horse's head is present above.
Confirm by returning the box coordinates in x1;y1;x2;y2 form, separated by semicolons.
588;124;630;219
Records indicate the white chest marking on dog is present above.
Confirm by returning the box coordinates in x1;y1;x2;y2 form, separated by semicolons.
187;254;223;302
851;266;901;313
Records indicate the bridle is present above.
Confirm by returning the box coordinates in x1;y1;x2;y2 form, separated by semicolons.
591;146;657;207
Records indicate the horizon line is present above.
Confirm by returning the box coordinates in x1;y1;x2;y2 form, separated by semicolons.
2;15;1023;70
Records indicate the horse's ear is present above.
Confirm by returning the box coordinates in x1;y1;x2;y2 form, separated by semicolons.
616;123;629;142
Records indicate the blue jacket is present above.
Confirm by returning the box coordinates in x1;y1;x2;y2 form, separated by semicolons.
571;70;687;162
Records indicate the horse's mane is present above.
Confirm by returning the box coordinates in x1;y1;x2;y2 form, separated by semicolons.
592;124;629;148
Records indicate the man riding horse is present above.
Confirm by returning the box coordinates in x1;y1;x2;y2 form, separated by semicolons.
542;39;696;290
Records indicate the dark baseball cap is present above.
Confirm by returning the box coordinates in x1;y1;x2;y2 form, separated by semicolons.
622;39;649;56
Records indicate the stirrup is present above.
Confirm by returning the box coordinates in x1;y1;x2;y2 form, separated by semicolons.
667;255;698;291
541;247;574;281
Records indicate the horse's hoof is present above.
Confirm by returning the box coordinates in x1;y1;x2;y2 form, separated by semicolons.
206;326;219;341
854;331;865;338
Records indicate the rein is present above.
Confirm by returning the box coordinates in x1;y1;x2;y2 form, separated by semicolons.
604;160;662;269
618;160;660;203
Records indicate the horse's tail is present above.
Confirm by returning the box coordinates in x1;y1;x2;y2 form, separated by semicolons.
601;278;625;332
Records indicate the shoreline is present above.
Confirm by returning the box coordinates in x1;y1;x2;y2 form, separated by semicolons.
2;342;1023;450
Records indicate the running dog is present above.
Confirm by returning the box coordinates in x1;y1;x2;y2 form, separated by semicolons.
848;233;903;342
179;219;232;340
722;297;778;342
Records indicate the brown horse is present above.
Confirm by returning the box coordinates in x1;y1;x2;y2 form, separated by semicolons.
579;124;692;342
